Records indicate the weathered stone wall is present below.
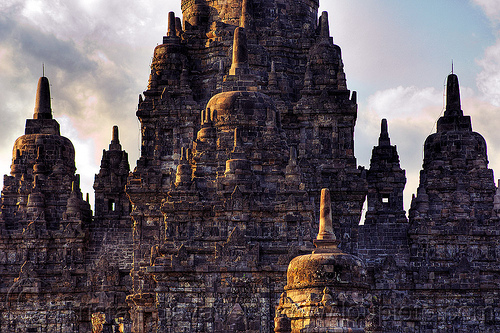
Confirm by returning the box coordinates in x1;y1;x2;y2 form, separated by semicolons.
362;75;500;332
3;2;500;333
126;2;365;331
0;78;128;333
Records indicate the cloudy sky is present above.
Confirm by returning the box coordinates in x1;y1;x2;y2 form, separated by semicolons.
1;0;500;213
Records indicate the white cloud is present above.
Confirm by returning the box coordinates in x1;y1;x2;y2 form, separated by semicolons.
58;116;97;202
473;0;500;104
367;86;443;119
472;0;500;22
477;41;500;106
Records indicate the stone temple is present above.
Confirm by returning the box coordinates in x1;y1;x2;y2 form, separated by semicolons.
0;0;499;332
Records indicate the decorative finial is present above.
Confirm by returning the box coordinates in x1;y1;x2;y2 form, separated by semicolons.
289;146;297;163
444;72;462;116
234;127;243;149
381;118;388;134
319;11;330;39
229;27;249;75
378;119;390;146
42;63;45;77
241;0;251;29
33;76;52;120
167;12;176;37
316;188;336;241
451;60;454;74
180;147;187;162
313;188;341;253
205;108;212;123
175;17;182;36
112;125;119;144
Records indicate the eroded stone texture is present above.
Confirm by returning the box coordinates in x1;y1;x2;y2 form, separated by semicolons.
0;77;93;332
90;125;133;329
275;189;371;333
402;74;500;332
126;1;365;332
359;74;500;332
358;119;409;267
3;1;500;332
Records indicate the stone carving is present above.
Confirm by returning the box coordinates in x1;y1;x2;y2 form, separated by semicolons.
1;1;500;332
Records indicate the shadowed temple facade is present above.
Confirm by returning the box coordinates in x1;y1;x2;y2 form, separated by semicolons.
1;0;500;332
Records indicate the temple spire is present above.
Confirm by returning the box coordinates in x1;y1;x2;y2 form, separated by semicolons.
167;12;176;37
319;11;330;39
229;27;249;75
444;73;462;116
109;125;122;151
317;188;335;241
378;118;391;146
240;0;251;29
313;188;340;253
33;76;52;120
112;126;120;144
234;127;243;150
175;17;182;36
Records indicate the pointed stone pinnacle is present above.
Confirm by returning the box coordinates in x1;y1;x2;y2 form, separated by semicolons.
167;12;176;37
289;146;297;163
378;119;390;146
317;188;335;241
381;118;388;135
112;126;120;144
320;11;330;39
234;127;243;149
229;27;249;75
180;147;187;163
33;76;52;120
109;125;122;151
445;73;462;116
313;188;340;253
241;0;250;29
175;17;182;36
205;108;212;123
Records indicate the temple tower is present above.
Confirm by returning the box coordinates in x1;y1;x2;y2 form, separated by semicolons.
410;73;496;224
181;0;320;35
358;119;409;266
290;11;366;254
89;125;133;329
403;73;500;332
0;77;92;332
275;189;371;332
140;24;315;333
127;2;366;331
